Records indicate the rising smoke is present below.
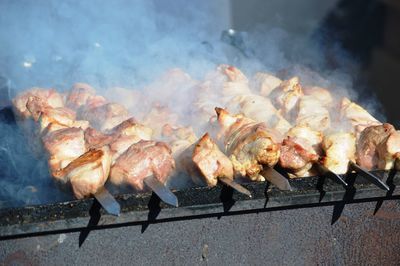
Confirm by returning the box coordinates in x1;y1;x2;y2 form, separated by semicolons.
0;0;383;207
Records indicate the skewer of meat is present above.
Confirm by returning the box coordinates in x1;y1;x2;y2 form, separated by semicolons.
109;140;178;206
72;84;180;207
215;107;291;190
167;129;252;196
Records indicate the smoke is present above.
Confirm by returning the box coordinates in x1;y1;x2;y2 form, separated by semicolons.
0;0;386;207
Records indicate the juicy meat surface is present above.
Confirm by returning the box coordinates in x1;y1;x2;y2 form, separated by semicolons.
296;95;330;131
216;107;281;180
340;97;380;133
356;124;399;170
85;118;153;161
42;127;87;181
322;132;356;174
12;88;64;120
377;130;400;170
54;146;112;199
227;94;291;135
110;140;175;191
191;133;234;187
279;136;319;177
270;76;303;116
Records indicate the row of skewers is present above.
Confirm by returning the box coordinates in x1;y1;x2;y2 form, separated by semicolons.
11;65;400;215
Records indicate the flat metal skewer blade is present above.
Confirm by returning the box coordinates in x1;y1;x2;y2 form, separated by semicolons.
93;187;121;216
315;163;348;187
218;177;252;197
261;167;292;191
349;161;390;191
144;176;179;207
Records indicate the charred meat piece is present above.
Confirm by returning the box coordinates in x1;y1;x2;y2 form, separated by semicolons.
356;124;400;170
54;146;112;199
192;133;234;187
216;107;281;180
110;140;175;191
42;127;87;181
322;132;356;174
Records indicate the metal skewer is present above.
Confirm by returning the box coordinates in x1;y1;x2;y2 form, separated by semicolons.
349;161;390;191
261;167;292;191
144;176;179;207
218;177;252;197
93;186;121;216
315;163;348;188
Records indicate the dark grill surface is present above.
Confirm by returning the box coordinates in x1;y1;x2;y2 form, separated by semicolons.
0;169;399;238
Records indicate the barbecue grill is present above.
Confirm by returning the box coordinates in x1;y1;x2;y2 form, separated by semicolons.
1;0;400;265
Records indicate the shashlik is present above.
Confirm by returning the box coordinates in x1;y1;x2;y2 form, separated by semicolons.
11;62;400;200
215;107;281;180
109;140;175;191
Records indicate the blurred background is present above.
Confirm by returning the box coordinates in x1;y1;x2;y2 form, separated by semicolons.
229;0;398;127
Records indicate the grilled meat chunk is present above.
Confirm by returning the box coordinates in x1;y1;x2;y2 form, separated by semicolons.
42;127;87;181
356;124;400;170
340;97;380;134
142;104;179;138
12;88;64;120
54;146;112;199
110;140;175;191
80;102;129;131
216;107;281;180
26;96;89;133
227;94;291;135
280;136;319;177
85;118;153;161
303;86;333;105
377;130;400;170
191;133;234;187
296;95;330;131
253;72;282;97
322;132;356;174
270;76;303;116
287;125;323;154
66;83;96;109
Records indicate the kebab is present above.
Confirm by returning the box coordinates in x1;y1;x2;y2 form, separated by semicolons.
71;86;179;206
163;124;252;196
214;107;291;190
